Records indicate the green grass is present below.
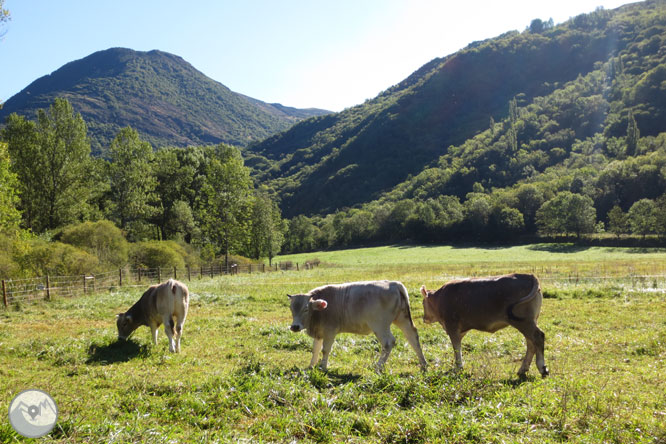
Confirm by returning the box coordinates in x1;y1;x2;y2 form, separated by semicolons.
1;244;665;442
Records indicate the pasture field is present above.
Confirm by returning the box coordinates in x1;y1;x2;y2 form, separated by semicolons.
1;244;665;443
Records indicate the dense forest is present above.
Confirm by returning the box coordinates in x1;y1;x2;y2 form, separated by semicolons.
3;1;666;277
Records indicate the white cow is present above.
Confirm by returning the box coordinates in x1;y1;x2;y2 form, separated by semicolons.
288;280;427;372
116;278;189;352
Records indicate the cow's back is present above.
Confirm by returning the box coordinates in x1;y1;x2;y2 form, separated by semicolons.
310;281;405;334
440;274;538;323
141;279;188;325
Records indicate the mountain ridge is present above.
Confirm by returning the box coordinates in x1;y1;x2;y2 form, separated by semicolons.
0;47;330;155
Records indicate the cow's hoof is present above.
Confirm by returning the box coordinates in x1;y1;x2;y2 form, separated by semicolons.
517;371;528;381
540;367;549;377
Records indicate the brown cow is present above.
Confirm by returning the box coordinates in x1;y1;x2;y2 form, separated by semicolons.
116;279;189;352
420;273;548;377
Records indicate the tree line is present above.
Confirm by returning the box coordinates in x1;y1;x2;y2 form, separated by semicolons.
0;98;284;278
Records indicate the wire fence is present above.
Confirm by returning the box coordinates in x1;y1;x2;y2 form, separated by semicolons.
3;259;665;308
1;260;317;307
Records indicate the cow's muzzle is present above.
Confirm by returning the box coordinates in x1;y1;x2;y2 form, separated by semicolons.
290;324;302;332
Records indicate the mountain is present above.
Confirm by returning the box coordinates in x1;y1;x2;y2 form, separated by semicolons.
0;48;329;155
249;0;664;218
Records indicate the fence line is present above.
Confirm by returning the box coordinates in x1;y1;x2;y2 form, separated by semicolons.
1;261;317;307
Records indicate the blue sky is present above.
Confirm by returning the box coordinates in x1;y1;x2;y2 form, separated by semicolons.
1;0;639;112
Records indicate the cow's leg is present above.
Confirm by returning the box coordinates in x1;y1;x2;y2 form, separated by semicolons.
163;315;176;352
534;327;548;377
373;327;396;373
150;322;159;346
446;329;465;371
319;333;336;371
309;338;323;368
514;322;548;377
174;317;185;353
394;315;427;371
517;335;536;377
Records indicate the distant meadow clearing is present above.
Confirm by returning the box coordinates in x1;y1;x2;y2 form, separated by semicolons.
1;243;664;443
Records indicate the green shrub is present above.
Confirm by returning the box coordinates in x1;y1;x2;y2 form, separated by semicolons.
129;241;186;270
161;240;200;267
17;240;99;276
0;234;22;278
60;220;129;268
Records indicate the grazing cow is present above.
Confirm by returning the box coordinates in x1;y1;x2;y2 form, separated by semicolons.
288;280;427;372
420;273;548;377
116;278;189;353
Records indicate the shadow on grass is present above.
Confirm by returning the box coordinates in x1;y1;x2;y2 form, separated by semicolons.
325;368;362;385
86;339;150;365
526;243;589;253
500;374;540;388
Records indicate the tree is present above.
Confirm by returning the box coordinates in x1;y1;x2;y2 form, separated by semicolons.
2;98;92;232
0;0;9;40
626;110;640;156
152;148;200;241
248;192;284;264
107;127;157;239
199;144;253;268
284;215;318;253
536;192;596;238
514;184;545;232
627;198;656;239
0;141;20;233
566;193;597;238
607;205;628;238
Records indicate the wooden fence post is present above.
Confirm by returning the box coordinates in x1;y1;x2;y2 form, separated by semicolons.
187;265;191;281
119;269;123;287
138;268;142;283
158;267;162;283
2;280;7;308
297;263;299;271
262;264;265;273
83;275;87;294
200;265;203;280
92;275;96;293
174;266;177;280
45;275;51;301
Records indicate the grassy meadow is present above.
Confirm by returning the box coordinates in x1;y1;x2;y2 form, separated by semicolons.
1;244;665;443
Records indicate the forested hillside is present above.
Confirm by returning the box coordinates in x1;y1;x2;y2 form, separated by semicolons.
251;0;666;219
0;48;329;155
273;1;666;252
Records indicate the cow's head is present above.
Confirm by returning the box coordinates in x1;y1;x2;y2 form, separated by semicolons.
287;294;328;332
420;285;438;324
116;313;139;340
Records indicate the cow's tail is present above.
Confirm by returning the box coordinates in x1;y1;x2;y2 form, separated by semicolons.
507;275;541;322
167;279;189;336
168;279;189;302
397;282;416;327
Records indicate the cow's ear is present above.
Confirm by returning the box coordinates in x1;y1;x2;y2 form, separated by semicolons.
287;294;293;299
310;299;328;311
420;285;428;298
